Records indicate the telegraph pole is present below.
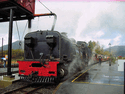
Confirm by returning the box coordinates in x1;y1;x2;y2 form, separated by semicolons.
109;43;111;66
2;38;3;57
7;9;13;76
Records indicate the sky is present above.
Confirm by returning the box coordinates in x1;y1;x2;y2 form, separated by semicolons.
0;1;125;49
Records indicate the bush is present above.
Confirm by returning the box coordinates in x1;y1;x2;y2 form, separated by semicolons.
111;56;116;64
122;57;125;59
16;57;24;61
118;56;122;59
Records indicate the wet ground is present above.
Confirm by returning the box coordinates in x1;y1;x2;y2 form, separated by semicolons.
54;61;124;94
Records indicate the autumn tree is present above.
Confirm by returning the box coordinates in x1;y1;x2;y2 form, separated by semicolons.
88;40;93;51
88;41;110;56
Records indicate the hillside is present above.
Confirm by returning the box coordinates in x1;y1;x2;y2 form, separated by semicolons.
0;41;24;51
104;45;125;57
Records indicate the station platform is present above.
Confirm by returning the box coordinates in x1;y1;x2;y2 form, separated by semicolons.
0;67;19;88
54;61;124;94
0;63;18;68
0;68;18;73
0;73;20;88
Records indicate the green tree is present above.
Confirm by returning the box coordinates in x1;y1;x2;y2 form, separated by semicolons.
103;51;110;56
88;40;93;51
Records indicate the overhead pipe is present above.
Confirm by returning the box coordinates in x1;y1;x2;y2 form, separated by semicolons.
28;19;31;28
34;13;57;31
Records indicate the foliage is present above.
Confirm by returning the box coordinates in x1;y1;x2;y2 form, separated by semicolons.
12;49;24;59
103;51;110;56
117;56;122;59
88;40;111;56
122;57;125;59
88;41;93;51
110;56;116;64
117;56;125;59
0;49;24;59
15;57;24;61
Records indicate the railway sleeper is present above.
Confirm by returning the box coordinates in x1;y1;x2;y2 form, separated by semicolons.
20;76;56;83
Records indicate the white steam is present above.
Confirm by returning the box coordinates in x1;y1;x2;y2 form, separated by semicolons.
67;43;98;77
68;57;85;75
88;44;98;65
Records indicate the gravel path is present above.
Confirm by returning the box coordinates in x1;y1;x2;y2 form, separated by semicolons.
0;81;30;94
0;81;58;94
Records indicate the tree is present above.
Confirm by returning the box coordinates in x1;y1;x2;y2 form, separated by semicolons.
88;40;93;51
103;51;110;56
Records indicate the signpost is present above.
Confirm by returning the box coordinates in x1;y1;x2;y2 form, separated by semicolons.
109;43;111;66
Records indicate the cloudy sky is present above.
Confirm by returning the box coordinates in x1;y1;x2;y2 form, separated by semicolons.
0;1;125;49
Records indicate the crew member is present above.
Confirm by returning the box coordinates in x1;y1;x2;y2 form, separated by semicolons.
3;58;6;68
99;55;102;65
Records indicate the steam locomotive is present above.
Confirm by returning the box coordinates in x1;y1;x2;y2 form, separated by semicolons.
17;30;92;83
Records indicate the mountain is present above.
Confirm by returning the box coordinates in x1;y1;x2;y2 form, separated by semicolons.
0;41;24;51
104;45;125;57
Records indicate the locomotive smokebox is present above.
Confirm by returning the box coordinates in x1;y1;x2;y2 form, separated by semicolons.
46;35;56;48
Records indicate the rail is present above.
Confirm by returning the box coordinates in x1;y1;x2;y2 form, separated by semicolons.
3;84;45;94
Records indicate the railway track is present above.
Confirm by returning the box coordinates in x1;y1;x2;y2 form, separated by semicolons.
3;84;46;94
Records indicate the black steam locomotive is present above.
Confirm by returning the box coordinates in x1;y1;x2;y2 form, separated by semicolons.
18;30;92;83
17;12;92;83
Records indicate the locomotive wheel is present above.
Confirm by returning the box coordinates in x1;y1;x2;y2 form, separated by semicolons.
55;67;66;83
54;64;68;83
57;65;68;78
59;68;65;77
